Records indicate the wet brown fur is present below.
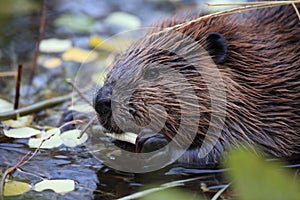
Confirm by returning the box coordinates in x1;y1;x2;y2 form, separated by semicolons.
97;5;300;166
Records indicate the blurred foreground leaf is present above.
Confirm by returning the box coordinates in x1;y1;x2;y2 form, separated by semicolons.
226;148;300;200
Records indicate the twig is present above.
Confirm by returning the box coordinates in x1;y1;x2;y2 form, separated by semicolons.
292;2;300;20
118;177;202;200
0;131;58;198
59;119;85;130
66;79;93;107
211;183;231;200
14;64;22;110
207;1;299;6
0;71;16;77
77;115;97;139
27;0;47;96
0;151;31;199
167;1;300;32
0;94;72;121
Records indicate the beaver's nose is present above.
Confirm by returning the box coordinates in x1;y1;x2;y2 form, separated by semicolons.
94;86;112;116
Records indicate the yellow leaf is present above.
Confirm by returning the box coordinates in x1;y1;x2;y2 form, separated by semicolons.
89;35;115;51
4;181;31;196
62;47;98;63
44;57;62;68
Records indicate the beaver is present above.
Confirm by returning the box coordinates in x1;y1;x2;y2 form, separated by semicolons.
94;4;300;167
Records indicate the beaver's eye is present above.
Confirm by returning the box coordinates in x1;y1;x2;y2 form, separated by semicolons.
144;69;159;80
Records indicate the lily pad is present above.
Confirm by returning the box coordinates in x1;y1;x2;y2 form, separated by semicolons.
4;181;31;196
4;127;41;138
33;179;75;194
60;129;88;147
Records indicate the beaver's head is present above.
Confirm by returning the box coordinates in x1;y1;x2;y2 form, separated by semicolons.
94;28;227;147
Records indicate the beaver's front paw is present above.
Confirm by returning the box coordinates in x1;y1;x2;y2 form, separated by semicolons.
135;129;170;153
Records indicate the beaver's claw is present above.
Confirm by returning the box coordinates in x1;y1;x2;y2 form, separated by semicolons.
135;129;170;153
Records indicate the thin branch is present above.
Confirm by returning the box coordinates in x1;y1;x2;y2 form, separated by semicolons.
14;64;22;110
0;151;31;199
0;131;58;198
77;115;97;139
27;0;47;96
165;1;300;32
207;1;299;6
292;2;300;20
0;71;16;77
0;94;72;121
66;79;93;107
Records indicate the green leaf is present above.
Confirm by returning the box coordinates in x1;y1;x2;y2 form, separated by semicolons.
4;181;31;196
33;179;75;194
226;148;300;200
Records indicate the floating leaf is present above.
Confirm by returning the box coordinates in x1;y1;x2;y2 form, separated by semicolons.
89;35;134;53
60;129;88;147
4;181;31;196
54;13;96;33
68;104;95;113
34;179;75;194
89;35;115;51
4;127;41;138
106;12;141;30
62;47;98;63
226;148;300;200
43;57;62;68
106;132;137;145
3;115;33;128
39;38;72;53
0;98;13;112
28;128;63;149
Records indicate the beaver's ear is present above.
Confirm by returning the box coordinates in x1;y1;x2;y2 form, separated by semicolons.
205;32;227;64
